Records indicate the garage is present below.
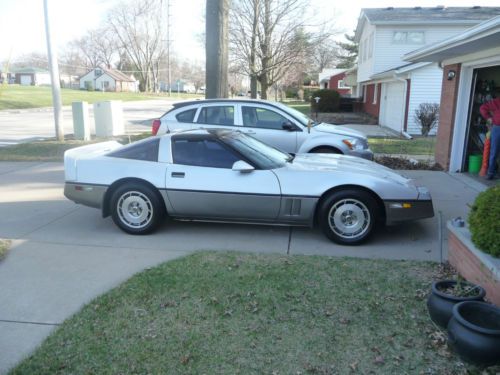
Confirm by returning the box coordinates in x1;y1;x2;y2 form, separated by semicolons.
379;81;405;133
405;15;500;174
19;75;32;86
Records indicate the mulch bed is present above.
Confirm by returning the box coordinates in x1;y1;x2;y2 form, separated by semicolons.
375;156;443;171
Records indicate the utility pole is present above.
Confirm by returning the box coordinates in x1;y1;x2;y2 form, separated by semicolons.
166;0;172;96
43;0;64;141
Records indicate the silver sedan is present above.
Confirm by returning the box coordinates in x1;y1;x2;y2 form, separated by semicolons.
64;130;434;245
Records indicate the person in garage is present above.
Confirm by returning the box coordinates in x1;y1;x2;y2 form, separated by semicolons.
480;97;500;180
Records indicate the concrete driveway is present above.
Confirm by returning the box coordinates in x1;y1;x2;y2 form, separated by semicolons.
0;161;486;373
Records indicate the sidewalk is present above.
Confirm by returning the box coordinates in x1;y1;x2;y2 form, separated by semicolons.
0;161;488;373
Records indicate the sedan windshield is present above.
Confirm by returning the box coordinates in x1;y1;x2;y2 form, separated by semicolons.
273;102;320;127
218;132;290;169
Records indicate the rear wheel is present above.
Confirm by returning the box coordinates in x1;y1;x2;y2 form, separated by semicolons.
110;183;164;234
318;189;378;245
310;147;342;154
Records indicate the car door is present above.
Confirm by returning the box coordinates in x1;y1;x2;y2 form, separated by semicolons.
165;135;281;221
193;104;240;132
239;105;299;153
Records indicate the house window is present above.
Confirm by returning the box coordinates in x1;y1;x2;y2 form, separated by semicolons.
368;32;374;58
372;84;378;105
338;80;350;89
362;85;367;103
392;31;425;44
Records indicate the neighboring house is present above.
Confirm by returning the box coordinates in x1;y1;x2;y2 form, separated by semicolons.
79;67;138;92
328;70;351;96
318;68;343;89
12;67;51;86
354;6;500;135
405;15;500;172
161;80;196;93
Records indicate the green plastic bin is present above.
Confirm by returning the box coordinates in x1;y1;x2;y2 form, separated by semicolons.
468;154;482;174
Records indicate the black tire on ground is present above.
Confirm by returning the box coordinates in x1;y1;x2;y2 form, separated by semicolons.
318;189;379;245
110;182;165;235
310;147;343;154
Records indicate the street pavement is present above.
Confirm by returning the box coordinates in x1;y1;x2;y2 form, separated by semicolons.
0;99;179;146
0;161;488;373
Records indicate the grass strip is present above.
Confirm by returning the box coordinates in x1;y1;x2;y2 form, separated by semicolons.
11;252;494;375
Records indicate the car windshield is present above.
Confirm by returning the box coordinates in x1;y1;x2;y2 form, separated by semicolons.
273;102;320;127
218;131;290;169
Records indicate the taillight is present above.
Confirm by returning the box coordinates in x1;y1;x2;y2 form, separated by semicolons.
152;119;161;135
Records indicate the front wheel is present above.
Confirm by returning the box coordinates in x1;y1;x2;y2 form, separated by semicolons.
110;183;164;234
318;190;378;245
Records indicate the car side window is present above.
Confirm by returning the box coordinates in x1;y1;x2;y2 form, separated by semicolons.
172;138;240;169
175;108;197;123
242;106;289;130
196;106;234;126
107;138;160;162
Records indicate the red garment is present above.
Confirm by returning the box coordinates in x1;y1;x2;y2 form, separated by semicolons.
480;97;500;125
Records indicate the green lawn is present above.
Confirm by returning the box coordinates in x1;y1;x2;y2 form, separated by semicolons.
0;84;203;110
369;137;436;156
0;134;150;162
286;100;311;115
11;252;495;375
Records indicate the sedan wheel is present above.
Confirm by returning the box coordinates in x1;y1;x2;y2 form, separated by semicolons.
111;183;164;234
319;190;378;245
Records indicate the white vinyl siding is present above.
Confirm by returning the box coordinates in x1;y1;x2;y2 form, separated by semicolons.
373;25;468;74
357;22;376;82
406;63;443;135
95;73;116;91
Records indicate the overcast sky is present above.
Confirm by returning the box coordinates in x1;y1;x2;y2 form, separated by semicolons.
0;0;496;64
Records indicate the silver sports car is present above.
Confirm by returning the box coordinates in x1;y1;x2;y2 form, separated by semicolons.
64;130;434;245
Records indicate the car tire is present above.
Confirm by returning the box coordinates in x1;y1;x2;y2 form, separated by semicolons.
310;147;342;154
110;183;165;235
318;189;378;245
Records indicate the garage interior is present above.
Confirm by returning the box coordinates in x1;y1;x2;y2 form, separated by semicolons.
464;65;500;174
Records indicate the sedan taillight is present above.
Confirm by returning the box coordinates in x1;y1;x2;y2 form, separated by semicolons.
152;119;161;135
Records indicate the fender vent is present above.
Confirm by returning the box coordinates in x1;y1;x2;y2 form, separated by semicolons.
284;199;302;216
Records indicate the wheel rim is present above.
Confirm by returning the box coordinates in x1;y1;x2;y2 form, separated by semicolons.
117;191;153;229
328;198;370;239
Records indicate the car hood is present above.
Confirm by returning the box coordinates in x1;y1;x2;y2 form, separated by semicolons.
286;153;412;185
313;123;366;139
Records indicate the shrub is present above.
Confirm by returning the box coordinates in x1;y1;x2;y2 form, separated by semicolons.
310;89;340;113
84;81;94;92
468;186;500;257
414;103;439;136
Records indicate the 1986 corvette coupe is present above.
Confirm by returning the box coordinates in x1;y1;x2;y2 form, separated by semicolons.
64;130;434;245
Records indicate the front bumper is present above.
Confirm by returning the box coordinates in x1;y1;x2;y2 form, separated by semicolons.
64;182;107;209
384;200;434;225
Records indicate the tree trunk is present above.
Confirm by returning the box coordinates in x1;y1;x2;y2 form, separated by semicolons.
206;0;229;99
249;0;259;99
258;0;271;100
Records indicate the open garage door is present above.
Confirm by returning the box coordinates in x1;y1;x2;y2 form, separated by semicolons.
379;81;405;133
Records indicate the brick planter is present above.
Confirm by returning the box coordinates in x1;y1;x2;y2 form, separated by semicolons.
447;221;500;305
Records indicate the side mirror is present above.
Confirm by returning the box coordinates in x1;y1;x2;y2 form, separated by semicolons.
232;160;255;173
282;122;295;131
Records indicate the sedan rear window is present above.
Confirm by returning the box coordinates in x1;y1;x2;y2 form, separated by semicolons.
176;108;197;123
197;106;234;126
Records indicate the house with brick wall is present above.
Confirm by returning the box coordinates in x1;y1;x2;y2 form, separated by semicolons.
354;6;500;136
405;15;500;173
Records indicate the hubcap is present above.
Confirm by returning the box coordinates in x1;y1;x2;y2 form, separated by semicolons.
117;191;153;229
328;199;370;239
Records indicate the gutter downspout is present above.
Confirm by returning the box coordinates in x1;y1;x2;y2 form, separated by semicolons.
393;73;412;139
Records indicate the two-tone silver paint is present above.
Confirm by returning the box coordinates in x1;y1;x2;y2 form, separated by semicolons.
63;130;434;236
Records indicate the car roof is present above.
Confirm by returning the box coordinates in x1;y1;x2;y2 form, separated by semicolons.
172;98;287;111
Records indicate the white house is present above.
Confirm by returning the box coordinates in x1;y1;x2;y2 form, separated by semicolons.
79;67;138;92
318;68;346;89
354;6;500;135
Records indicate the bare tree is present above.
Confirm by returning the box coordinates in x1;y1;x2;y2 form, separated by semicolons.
107;0;166;92
230;0;337;99
206;0;229;98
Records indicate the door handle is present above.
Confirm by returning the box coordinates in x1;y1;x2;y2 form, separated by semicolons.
171;172;185;178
